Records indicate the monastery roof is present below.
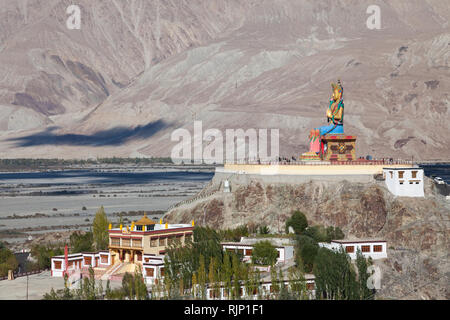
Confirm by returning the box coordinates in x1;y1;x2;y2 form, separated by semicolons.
135;213;156;225
331;238;386;244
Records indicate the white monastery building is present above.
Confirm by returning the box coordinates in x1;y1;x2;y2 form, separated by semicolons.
221;237;294;265
383;167;424;197
319;239;388;260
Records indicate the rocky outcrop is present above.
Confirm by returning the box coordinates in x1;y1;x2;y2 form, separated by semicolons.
164;174;450;299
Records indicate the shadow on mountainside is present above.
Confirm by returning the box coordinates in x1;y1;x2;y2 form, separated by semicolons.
6;120;169;147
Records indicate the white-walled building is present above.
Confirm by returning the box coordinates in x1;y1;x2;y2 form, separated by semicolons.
142;255;165;285
221;237;294;265
383;167;424;197
319;239;387;260
51;251;111;277
204;274;316;300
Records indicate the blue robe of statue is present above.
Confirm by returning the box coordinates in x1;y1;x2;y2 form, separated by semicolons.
318;123;344;136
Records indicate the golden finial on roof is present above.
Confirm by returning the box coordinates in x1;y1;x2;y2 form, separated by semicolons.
120;224;123;231
192;219;195;226
159;218;162;224
108;223;112;230
165;222;168;229
135;213;156;226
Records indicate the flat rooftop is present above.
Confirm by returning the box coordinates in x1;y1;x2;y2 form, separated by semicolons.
331;239;386;244
221;237;294;247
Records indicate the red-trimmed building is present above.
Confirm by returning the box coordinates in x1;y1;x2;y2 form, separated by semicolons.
51;214;194;282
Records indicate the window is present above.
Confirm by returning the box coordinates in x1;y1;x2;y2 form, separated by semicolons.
160;267;165;277
185;234;193;243
150;238;158;247
122;239;130;247
361;245;370;252
245;249;252;256
237;249;244;255
306;283;315;290
132;239;142;248
399;181;404;185
84;257;92;265
412;171;417;178
101;256;108;264
146;268;154;277
209;289;219;299
136;225;143;231
159;238;166;246
345;246;354;253
373;245;383;252
54;261;62;269
389;171;393;178
111;238;120;246
398;171;404;179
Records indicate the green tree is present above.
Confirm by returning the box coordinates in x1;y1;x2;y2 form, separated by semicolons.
313;247;359;300
251;241;278;266
285;210;308;235
232;254;241;299
356;249;374;300
30;243;64;270
197;255;207;300
295;235;319;273
222;252;233;300
0;245;19;276
70;231;93;253
258;225;270;235
325;226;345;242
93;206;109;250
303;225;327;242
288;267;308;300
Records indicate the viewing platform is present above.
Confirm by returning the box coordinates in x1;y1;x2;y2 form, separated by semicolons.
218;159;415;176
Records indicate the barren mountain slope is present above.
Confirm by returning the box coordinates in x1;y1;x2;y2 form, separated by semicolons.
163;175;450;299
0;0;449;160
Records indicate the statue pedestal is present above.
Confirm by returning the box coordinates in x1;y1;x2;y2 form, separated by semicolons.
321;134;357;161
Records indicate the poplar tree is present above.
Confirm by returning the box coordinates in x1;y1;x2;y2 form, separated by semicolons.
270;266;279;298
197;255;207;299
222;252;233;300
191;273;198;299
232;254;241;299
356;249;373;300
93;206;109;250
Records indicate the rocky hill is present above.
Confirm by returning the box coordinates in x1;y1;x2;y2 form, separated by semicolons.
0;0;449;160
164;174;450;299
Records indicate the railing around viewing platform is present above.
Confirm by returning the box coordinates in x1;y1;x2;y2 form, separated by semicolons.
224;159;414;166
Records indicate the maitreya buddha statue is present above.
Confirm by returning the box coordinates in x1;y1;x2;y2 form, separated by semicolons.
301;79;344;159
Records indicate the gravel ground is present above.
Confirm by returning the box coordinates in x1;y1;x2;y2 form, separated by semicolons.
0;271;124;300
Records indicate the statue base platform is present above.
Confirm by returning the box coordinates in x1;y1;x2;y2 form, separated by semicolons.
321;134;357;161
300;151;321;161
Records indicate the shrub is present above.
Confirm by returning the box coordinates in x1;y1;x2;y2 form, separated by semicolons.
285;210;308;235
251;241;278;266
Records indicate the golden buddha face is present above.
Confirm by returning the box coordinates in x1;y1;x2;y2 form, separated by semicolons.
331;83;342;102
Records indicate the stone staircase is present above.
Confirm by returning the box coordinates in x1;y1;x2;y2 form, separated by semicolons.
100;262;124;281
